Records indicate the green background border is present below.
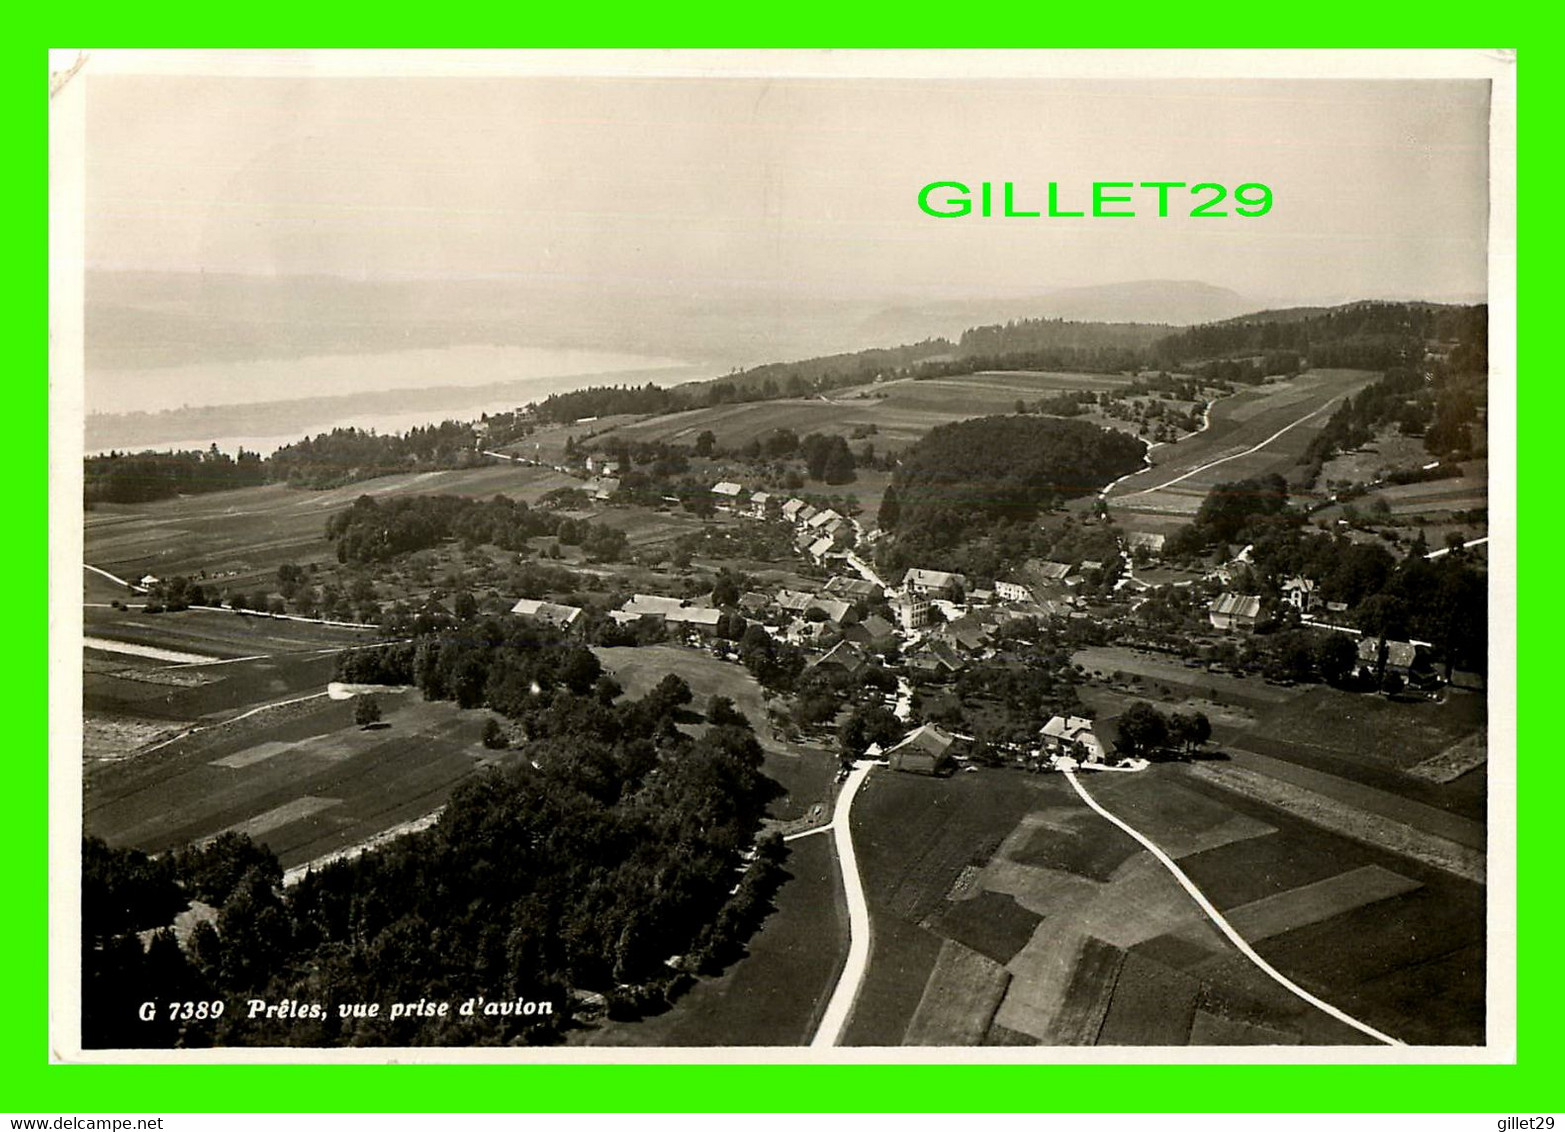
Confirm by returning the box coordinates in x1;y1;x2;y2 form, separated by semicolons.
17;14;1545;1113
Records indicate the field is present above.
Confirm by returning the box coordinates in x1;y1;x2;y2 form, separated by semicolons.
84;460;578;591
83;588;383;766
1068;647;1487;823
85;691;493;871
1104;368;1380;529
1317;459;1488;519
842;768;1056;1045
568;830;849;1046
599;370;1139;458
839;732;1485;1046
85;602;375;660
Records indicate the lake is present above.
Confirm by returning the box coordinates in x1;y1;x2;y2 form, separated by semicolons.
84;344;722;454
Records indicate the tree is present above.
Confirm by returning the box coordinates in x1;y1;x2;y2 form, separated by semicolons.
838;705;906;756
482;718;507;749
822;439;857;485
694;430;717;458
1167;710;1212;754
1314;632;1358;685
354;695;382;728
1115;701;1168;757
707;695;749;729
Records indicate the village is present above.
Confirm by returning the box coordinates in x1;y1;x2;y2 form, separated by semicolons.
495;456;1473;789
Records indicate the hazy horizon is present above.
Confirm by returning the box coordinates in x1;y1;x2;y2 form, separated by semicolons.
87;74;1488;302
79;68;1491;438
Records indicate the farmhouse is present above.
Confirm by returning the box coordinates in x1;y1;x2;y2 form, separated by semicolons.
1039;714;1109;764
1027;560;1073;584
775;588;816;614
807;535;837;564
508;598;584;630
806;508;842;531
665;606;723;634
903;567;968;599
748;491;772;517
884;723;957;775
809;641;866;676
586;475;620;501
780;498;808;523
1128;531;1166;556
1356;637;1428;678
931;614;990;653
620;593;691;620
824;575;882;602
807;597;854;625
1208;592;1262;632
711;482;744;507
842;614;897;651
907;638;964;676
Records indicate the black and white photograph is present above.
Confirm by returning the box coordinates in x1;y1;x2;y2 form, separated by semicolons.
53;49;1514;1057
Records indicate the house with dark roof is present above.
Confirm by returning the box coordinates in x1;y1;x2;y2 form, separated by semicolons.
775;588;816;614
1281;576;1317;613
810;640;866;676
794;596;853;626
1028;560;1073;583
1356;637;1429;678
907;637;964;676
842;613;897;651
932;614;991;653
825;575;882;602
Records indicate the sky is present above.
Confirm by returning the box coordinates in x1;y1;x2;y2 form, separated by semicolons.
83;68;1492;306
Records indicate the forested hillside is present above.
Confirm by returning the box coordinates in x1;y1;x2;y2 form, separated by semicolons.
82;621;784;1048
876;415;1146;576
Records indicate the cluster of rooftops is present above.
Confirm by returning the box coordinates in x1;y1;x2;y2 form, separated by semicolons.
874;712;1123;776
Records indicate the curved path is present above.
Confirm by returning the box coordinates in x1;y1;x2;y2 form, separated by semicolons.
809;760;876;1048
1118;397;1340;500
1063;768;1403;1047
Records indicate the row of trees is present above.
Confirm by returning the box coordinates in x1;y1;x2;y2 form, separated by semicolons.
325;493;629;565
87;422;492;505
1115;702;1213;758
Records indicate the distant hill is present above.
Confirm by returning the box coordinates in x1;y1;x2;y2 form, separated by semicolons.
856;280;1256;343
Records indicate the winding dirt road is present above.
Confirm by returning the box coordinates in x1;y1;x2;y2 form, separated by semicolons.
1064;768;1402;1046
